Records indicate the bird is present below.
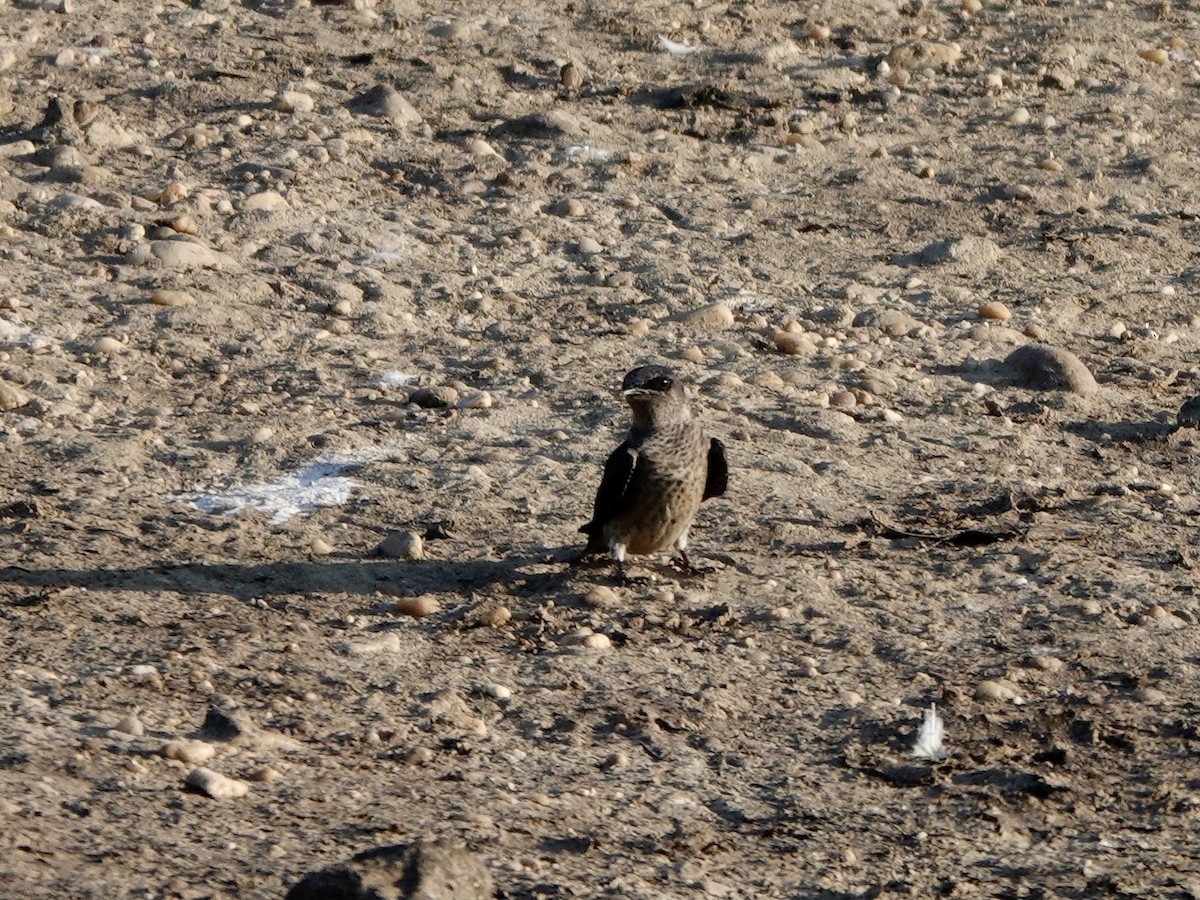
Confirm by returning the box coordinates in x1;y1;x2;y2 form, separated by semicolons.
578;364;727;578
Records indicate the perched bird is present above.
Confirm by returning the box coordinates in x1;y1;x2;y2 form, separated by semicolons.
578;365;727;577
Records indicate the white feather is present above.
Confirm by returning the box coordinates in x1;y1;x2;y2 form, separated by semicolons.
912;704;947;761
657;34;701;56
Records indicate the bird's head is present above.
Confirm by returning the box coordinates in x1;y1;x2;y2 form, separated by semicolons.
621;365;690;428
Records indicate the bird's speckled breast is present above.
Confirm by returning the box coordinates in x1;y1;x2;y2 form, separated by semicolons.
606;421;708;555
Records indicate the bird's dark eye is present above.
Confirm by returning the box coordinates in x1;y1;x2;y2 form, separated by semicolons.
648;376;673;391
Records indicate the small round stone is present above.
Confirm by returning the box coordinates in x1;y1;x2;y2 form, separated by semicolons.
550;198;586;217
274;90;314;114
92;336;125;355
150;288;196;307
581;632;612;650
975;679;1024;704
773;331;814;355
310;538;334;556
394;595;439;617
576;236;603;255
379;531;424;560
157;181;189;205
478;605;512;628
979;300;1012;321
113;713;145;736
478;683;512;700
584;585;620;608
681;301;734;329
1139;48;1169;65
1007;107;1031;125
829;390;857;410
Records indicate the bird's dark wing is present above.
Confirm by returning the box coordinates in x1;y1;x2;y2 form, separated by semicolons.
702;437;728;500
579;441;637;536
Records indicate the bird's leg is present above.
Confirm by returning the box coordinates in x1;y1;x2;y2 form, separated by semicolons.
611;543;650;585
673;548;694;574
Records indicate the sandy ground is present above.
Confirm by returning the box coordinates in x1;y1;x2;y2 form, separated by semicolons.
4;0;1200;897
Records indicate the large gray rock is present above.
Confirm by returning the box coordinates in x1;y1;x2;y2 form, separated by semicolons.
285;841;493;900
1002;344;1098;396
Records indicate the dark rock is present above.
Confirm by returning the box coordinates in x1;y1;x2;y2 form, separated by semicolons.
1002;344;1097;396
285;841;493;900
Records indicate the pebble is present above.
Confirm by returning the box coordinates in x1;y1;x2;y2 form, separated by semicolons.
273;90;314;114
161;739;217;765
604;750;630;768
344;634;401;656
1079;599;1103;616
185;767;250;800
560;61;584;91
249;426;274;444
1031;655;1065;673
0;380;30;410
142;240;234;269
1007;107;1031;126
829;390;857;410
288;841;492;900
456;391;493;410
919;235;1002;268
773;331;815;355
379;531;424;560
581;632;612;651
885;40;962;71
1176;395;1200;428
584;585;620;608
112;713;145;736
92;336;125;355
1139;48;1169;65
348;84;422;126
978;300;1012;321
157;181;189;205
839;690;863;708
975;679;1024;704
575;236;603;255
409;385;459;408
477;683;512;701
550;198;586;217
241;190;290;212
477;605;512;628
394;595;439;617
467;138;499;157
853;308;920;336
1003;344;1098;396
309;537;334;555
681;301;735;329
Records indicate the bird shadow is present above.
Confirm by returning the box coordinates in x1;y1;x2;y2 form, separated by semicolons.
0;551;575;605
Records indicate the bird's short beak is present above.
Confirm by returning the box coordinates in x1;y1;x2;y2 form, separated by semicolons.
623;388;651;398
